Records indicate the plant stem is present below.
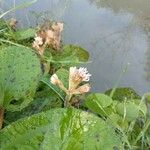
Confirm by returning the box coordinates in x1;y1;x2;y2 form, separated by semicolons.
0;106;4;129
64;94;72;107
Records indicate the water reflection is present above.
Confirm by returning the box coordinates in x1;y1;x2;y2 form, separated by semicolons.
1;0;150;94
88;0;150;93
88;0;150;17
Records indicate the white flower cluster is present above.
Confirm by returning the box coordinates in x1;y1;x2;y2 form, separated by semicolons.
50;67;91;96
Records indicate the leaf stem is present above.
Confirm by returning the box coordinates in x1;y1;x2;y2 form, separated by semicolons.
0;106;4;129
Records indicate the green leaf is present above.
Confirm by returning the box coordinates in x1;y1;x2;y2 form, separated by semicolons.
0;108;123;150
134;99;147;116
63;45;89;62
0;20;7;30
52;45;89;66
0;46;41;111
4;84;62;125
116;101;139;121
15;28;36;41
105;87;141;102
55;68;69;88
84;93;113;116
107;113;129;129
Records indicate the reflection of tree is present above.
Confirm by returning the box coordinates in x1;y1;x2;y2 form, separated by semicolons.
88;0;150;18
89;0;150;81
88;0;150;32
88;0;150;38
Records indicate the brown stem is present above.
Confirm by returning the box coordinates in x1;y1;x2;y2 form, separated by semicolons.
0;107;4;129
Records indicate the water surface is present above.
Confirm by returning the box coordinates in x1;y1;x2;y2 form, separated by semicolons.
1;0;150;94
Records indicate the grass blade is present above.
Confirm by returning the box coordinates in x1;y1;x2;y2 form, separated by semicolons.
0;0;37;19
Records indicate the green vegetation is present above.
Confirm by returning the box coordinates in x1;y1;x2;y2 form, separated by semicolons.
0;16;149;150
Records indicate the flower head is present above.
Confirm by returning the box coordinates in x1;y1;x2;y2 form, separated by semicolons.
51;67;91;94
69;67;91;90
46;30;54;39
50;67;91;106
32;22;64;55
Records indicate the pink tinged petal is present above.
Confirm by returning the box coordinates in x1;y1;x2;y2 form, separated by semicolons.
69;67;77;78
50;74;68;93
71;84;91;95
52;22;64;32
50;74;59;85
69;67;78;90
46;30;54;39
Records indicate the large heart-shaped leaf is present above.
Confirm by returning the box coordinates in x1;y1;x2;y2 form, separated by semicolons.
4;85;62;125
0;108;123;150
116;98;148;122
0;46;41;111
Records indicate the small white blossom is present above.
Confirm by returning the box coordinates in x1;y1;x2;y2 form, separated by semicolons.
50;74;67;93
77;67;91;81
50;74;59;85
34;36;43;46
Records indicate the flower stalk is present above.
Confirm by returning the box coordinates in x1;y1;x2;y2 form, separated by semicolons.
64;94;72;107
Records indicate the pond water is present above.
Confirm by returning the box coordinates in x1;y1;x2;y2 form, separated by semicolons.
1;0;150;94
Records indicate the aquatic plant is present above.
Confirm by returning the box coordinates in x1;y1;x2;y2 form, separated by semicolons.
51;67;91;106
0;16;149;150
